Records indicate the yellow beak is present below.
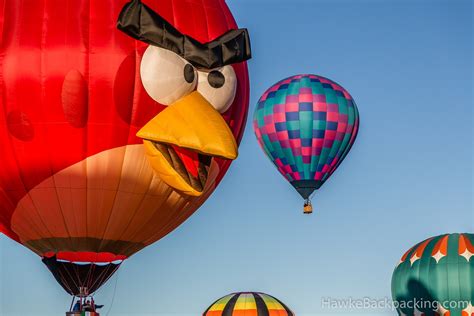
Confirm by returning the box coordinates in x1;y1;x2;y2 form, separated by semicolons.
137;91;238;196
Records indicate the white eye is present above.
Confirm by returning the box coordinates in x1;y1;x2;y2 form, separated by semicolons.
140;46;197;105
197;66;237;113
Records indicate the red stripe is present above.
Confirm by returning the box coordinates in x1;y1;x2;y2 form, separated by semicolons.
43;251;127;263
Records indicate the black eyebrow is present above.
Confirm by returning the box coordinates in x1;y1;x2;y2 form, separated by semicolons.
117;0;252;69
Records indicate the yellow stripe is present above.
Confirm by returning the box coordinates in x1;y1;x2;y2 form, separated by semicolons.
208;294;235;311
259;293;285;310
234;293;257;310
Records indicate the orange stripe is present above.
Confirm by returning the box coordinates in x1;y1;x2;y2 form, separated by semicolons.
401;245;415;262
232;310;258;316
411;238;434;260
459;234;474;254
268;309;288;316
431;235;449;256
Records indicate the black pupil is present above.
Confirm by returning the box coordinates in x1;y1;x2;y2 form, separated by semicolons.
208;70;225;88
184;64;195;83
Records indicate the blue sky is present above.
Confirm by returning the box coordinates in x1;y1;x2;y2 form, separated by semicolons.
1;0;472;315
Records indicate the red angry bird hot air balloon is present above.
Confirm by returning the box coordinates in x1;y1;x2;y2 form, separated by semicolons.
0;0;251;300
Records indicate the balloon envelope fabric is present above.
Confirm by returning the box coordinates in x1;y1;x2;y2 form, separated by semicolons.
203;292;294;316
392;233;474;316
253;74;359;201
0;0;250;295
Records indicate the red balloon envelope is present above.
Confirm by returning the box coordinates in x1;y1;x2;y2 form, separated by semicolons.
0;0;250;295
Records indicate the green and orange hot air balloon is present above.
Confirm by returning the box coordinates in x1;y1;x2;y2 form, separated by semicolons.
392;233;474;316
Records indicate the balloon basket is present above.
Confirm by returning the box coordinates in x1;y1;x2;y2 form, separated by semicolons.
66;312;99;316
303;199;313;214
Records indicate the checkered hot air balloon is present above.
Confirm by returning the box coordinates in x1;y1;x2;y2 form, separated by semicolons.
253;74;359;214
203;292;294;316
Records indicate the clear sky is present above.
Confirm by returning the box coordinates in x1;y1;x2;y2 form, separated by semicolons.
1;0;472;315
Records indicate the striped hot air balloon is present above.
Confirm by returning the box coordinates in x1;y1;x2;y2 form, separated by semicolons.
203;292;294;316
253;74;359;214
392;233;474;316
